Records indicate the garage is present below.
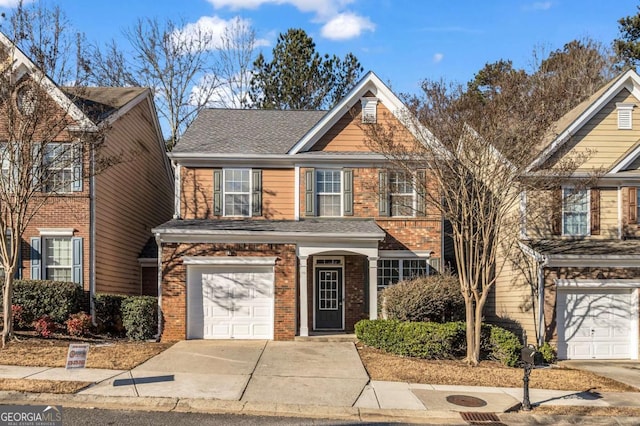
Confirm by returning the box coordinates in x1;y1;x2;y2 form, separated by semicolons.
186;258;276;339
557;288;638;360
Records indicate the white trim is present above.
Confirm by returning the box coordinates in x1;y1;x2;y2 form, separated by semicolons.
174;163;181;219
527;69;640;172
610;145;640;174
294;166;300;221
561;186;590;237
312;255;345;331
555;279;640;289
222;168;252;217
38;228;74;236
182;256;277;266
361;97;378;124
378;250;432;258
546;256;640;268
618;186;623;239
617;103;634;130
315;169;343;217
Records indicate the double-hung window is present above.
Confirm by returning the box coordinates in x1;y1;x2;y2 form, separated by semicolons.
316;170;341;217
223;169;251;216
44;237;72;281
562;187;589;236
377;258;429;290
30;233;82;284
43;143;74;193
389;171;414;217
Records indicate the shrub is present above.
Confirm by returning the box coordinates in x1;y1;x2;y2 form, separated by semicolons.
66;312;92;337
0;280;84;324
538;342;557;364
382;273;464;323
33;315;57;338
121;296;157;341
481;324;523;367
11;305;28;329
93;294;126;335
356;319;466;359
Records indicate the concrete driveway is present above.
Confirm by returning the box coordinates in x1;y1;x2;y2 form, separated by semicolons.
560;360;640;390
80;340;369;407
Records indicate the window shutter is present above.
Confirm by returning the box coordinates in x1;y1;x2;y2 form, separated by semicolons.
213;169;222;216
416;169;427;216
252;169;262;217
14;239;21;279
72;144;83;192
379;169;390;217
551;188;562;235
590;188;600;235
30;237;41;280
72;237;82;285
343;169;353;216
305;168;316;216
629;187;637;224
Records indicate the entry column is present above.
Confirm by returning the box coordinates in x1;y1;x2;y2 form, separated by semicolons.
368;256;378;320
299;255;309;336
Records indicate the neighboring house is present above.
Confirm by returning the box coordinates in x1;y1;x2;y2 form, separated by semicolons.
154;72;444;341
490;69;640;360
0;33;174;299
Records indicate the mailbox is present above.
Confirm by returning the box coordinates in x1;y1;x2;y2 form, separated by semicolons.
521;346;543;366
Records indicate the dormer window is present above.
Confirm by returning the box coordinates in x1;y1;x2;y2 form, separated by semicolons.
617;103;635;130
361;97;378;124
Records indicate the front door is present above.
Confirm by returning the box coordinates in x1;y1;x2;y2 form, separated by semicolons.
315;267;343;329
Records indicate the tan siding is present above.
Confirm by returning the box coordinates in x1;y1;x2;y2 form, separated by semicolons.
552;90;640;171
180;168;213;219
311;102;414;152
262;169;295;219
95;100;174;295
600;187;618;238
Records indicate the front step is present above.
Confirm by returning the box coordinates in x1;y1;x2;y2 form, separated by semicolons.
294;333;357;343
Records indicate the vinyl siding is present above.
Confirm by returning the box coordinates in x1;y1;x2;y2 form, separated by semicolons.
94;99;173;295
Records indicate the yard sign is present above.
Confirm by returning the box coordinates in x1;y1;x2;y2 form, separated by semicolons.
66;343;90;369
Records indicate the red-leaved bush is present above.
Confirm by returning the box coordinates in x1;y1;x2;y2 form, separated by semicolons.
66;312;92;337
33;315;57;338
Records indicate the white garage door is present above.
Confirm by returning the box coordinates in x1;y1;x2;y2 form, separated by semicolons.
557;289;634;360
187;266;274;339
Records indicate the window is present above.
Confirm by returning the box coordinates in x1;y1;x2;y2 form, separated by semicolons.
16;83;36;115
389;171;414;217
377;258;429;290
223;169;250;216
316;170;341;217
637;189;640;224
361;97;378;123
562;187;589;236
617;103;634;130
0;143;10;184
44;237;72;281
43;143;74;193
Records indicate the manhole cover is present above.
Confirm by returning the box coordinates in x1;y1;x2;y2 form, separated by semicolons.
446;395;488;407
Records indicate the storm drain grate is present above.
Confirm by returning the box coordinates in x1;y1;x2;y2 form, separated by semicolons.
446;395;488;407
460;412;506;425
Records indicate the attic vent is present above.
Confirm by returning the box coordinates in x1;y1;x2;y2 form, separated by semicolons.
617;103;635;130
361;97;378;124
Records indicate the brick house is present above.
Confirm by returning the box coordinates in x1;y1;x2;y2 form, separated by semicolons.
0;33;174;299
154;72;444;341
490;69;640;360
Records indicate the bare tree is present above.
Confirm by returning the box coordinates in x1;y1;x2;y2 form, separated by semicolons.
0;26;113;346
364;43;611;365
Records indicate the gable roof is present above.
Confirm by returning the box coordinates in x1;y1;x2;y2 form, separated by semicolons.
288;71;413;154
527;69;640;171
174;109;326;154
63;87;148;122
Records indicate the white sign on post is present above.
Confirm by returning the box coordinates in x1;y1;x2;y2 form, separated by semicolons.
66;343;90;369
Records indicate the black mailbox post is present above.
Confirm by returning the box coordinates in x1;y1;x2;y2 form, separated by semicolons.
520;345;541;411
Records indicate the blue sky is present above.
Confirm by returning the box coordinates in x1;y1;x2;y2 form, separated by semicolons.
1;0;638;95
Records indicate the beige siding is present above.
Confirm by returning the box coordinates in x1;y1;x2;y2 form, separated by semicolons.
181;167;295;220
600;187;619;238
550;90;640;171
95;100;174;295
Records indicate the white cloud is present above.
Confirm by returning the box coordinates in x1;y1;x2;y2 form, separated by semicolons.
321;12;375;40
173;16;269;52
527;1;552;11
0;0;34;7
433;53;444;64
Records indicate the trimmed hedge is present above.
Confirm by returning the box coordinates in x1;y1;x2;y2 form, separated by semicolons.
121;296;158;341
356;319;523;366
94;294;126;335
0;280;84;324
382;274;465;323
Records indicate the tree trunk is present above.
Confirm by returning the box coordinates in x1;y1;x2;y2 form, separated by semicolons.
465;297;478;366
1;276;13;348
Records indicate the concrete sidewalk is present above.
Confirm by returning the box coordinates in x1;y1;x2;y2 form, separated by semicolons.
0;341;639;424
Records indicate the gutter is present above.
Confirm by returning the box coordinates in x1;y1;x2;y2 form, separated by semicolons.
155;232;162;341
89;142;96;324
518;241;547;346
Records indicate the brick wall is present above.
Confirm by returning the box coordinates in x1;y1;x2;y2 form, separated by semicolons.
160;242;297;341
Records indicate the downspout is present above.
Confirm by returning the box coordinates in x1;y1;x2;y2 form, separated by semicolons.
89;143;96;323
155;232;163;341
537;255;548;347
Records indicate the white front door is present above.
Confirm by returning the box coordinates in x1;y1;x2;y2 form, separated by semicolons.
557;289;634;359
187;266;274;339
